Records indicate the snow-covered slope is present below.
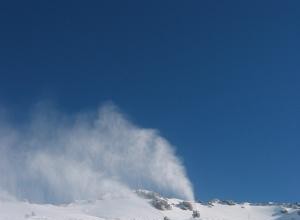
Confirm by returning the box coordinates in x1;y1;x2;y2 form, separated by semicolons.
0;190;299;220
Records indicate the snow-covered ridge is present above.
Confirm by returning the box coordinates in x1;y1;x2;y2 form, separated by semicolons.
0;190;299;220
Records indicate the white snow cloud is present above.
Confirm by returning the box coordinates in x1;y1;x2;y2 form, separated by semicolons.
0;103;194;203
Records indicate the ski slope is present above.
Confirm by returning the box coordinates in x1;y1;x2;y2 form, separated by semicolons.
0;190;299;220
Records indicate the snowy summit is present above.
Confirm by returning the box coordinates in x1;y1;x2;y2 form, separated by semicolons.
0;190;299;220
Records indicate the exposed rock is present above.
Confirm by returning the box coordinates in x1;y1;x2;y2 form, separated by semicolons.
280;208;288;214
192;210;200;218
221;200;236;206
135;190;172;211
151;198;172;210
135;189;161;200
209;199;236;206
207;201;214;207
177;201;193;211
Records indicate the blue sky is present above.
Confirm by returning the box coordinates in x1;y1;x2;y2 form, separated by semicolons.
0;1;299;202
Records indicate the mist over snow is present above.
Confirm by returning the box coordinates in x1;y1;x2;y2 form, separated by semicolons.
0;103;194;204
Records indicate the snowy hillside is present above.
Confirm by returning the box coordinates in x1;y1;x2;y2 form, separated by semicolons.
0;190;299;220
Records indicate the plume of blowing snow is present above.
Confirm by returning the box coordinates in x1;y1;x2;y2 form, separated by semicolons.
0;104;194;203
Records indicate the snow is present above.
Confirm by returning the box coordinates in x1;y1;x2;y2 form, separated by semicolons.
0;192;299;220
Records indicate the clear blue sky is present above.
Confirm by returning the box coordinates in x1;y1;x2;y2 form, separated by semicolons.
0;1;299;202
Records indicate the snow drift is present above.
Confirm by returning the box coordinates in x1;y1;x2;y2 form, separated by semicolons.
0;103;194;203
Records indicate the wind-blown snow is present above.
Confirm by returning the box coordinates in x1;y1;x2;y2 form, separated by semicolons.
0;103;194;203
